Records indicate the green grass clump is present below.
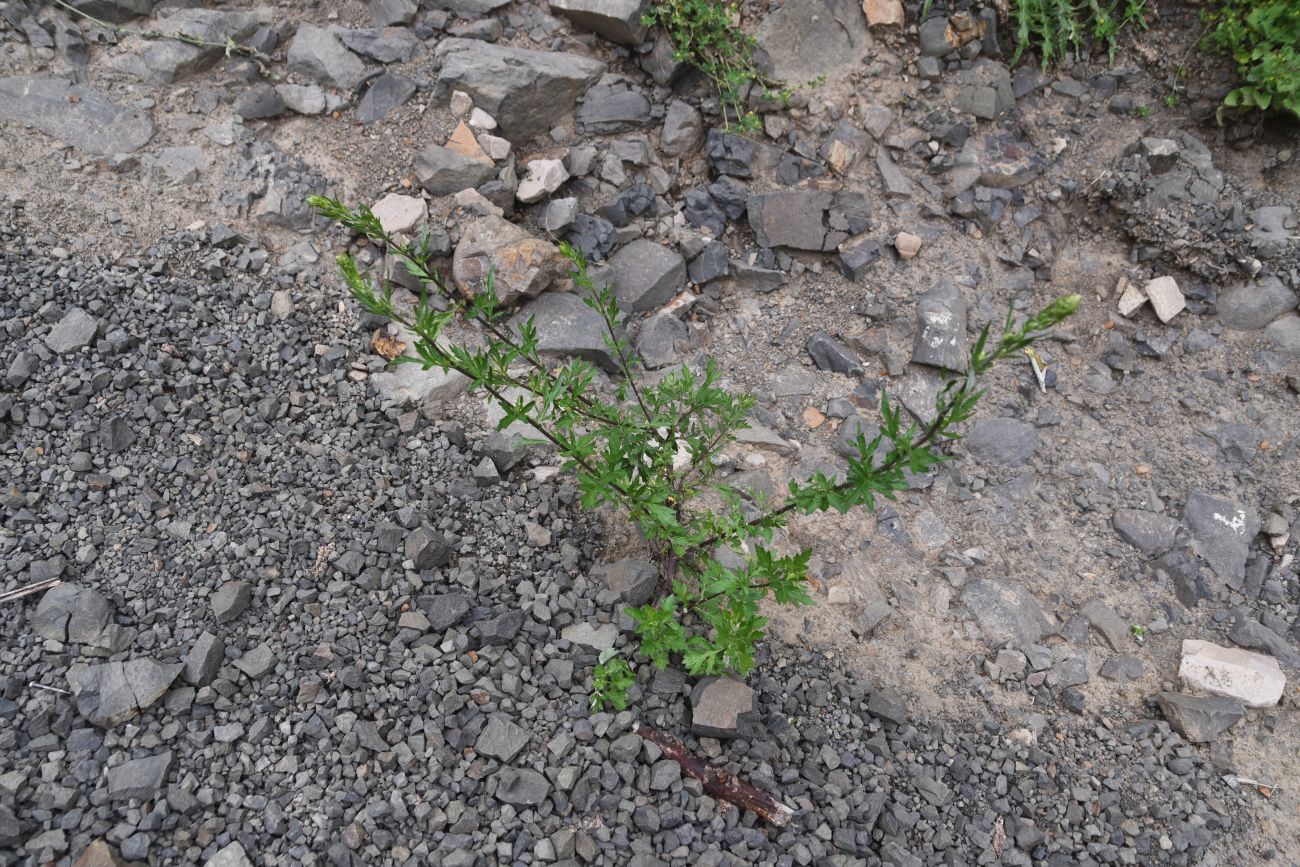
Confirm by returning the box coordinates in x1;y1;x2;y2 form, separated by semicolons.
641;0;776;131
1010;0;1149;66
1206;0;1300;119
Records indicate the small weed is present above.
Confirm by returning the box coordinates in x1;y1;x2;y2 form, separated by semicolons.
1206;0;1300;120
641;0;781;132
1132;105;1151;117
1163;92;1179;108
310;196;1079;712
1010;0;1149;67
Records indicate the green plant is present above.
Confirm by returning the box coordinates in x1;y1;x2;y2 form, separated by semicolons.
1206;0;1300;119
591;650;635;710
1163;92;1180;108
1132;105;1151;117
641;0;777;131
1010;0;1149;67
310;195;1080;711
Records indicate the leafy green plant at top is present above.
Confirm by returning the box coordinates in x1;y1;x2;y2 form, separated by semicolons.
641;0;779;132
310;194;1080;712
1206;0;1300;120
1009;0;1149;67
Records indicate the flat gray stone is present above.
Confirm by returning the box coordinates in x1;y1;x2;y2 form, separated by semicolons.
756;0;868;83
512;293;620;373
911;282;968;372
44;306;99;354
1183;491;1259;588
494;767;550;806
66;0;152;23
595;559;659;607
115;9;258;83
210;580;251;623
287;23;368;91
107;751;173;801
964;418;1038;467
1112;509;1179;555
435;39;605;142
183;631;224;687
417;593;472;631
661;99;703;157
355;73;416;124
1263;313;1300;357
205;841;254;867
691;676;756;738
576;84;652;133
476;715;531;761
1080;600;1128;651
414;144;498;196
747;189;870;251
608;239;685;312
1216;275;1296;330
961;578;1051;646
561;622;617;651
0;76;153;155
1155;692;1244;743
31;583;111;645
551;0;648;44
337;26;423;64
232;643;276;679
67;659;181;727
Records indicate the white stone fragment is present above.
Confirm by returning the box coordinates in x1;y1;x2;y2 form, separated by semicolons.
515;159;570;204
370;193;426;235
1179;639;1285;708
1144;275;1186;323
1117;278;1147;317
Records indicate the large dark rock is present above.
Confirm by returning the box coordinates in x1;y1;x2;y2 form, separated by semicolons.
116;9;259;83
911;282;968;371
1217;275;1297;330
607;239;685;312
747;189;870;251
435;39;604;142
960;578;1051;646
1155;692;1244;743
287;23;368;91
1183;491;1259;589
1112;509;1179;556
512;293;620;372
551;0;648;44
414;144;498;196
0;76;152;155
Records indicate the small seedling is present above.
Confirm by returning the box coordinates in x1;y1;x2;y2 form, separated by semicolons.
1131;624;1147;644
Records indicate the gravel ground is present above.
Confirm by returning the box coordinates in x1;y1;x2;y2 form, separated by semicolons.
0;213;1276;867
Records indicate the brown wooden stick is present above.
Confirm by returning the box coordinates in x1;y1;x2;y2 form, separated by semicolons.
632;721;796;827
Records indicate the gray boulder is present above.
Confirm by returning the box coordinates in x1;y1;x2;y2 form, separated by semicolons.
1183;491;1259;588
107;751;173;801
1217;275;1296;330
551;0;649;44
1112;509;1179;555
576;84;652;133
287;23;368;91
747;189;870;251
512;293;620;372
595;559;659;606
661;99;704;157
338;26;423;63
31;583;111;645
116;9;258;83
1155;692;1244;743
607;239;685;312
691;676;757;738
756;0;868;83
452;215;566;306
414;144;498;195
0;77;153;156
66;0;152;23
960;578;1051;646
1263;314;1300;357
964;418;1038;467
953;60;1015;119
368;0;417;26
184;631;225;687
67;659;182;727
494;768;550;806
356;73;416;124
435;39;604;142
476;716;531;761
912;282;969;371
